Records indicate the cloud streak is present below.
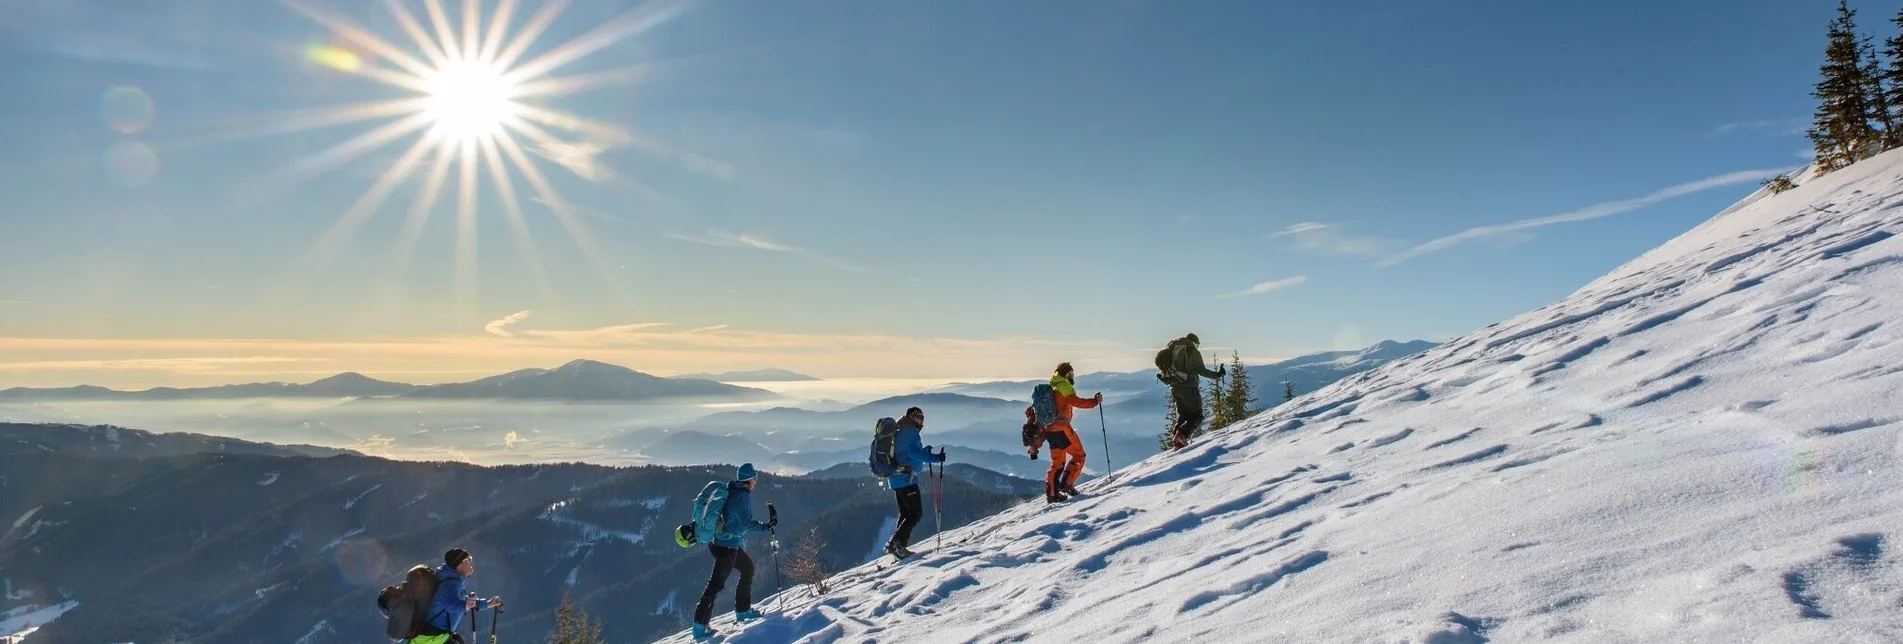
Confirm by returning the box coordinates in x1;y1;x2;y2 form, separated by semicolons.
1375;168;1793;267
1712;118;1807;137
1219;275;1308;299
669;229;863;271
1272;222;1406;258
484;310;533;337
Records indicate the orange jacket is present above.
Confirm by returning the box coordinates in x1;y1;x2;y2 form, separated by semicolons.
1048;374;1100;427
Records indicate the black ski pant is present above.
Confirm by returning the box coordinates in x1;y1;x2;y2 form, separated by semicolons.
889;483;923;549
693;544;754;625
1170;385;1204;442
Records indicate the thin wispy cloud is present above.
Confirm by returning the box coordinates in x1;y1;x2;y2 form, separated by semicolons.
1711;118;1807;137
0;356;311;371
1272;222;1406;258
483;310;533;338
0;324;1122;384
1219;275;1308;299
669;229;863;271
0;300;28;305
1375;168;1794;267
532;140;612;181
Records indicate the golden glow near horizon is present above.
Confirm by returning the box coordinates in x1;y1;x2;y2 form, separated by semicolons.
275;0;691;308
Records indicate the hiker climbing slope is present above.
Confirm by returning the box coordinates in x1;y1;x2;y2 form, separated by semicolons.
878;406;946;558
1157;333;1225;450
689;463;777;642
1037;362;1101;503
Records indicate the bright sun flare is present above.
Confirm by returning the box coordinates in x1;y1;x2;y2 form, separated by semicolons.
423;58;518;142
272;0;693;312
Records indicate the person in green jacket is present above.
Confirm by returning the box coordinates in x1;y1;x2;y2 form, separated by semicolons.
1157;333;1225;450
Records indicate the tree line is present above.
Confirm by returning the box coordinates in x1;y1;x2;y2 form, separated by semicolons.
1777;0;1903;194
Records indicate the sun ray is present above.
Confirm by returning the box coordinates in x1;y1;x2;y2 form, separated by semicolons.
357;64;432;94
382;0;449;68
276;0;697;303
508;64;658;100
504;0;692;83
479;133;553;295
478;0;519;64
509;104;629;145
495;132;617;281
390;140;457;279
422;0;462;64
454;136;482;320
280;111;435;190
279;0;436;79
163;98;429;150
461;0;482;62
491;0;569;71
302;132;439;268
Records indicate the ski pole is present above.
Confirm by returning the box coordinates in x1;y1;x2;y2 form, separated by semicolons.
1098;405;1112;480
768;503;782;614
489;604;500;644
932;450;945;552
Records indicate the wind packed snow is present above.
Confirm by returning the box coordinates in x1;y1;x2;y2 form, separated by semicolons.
1;507;38;543
343;484;382;510
659;156;1903;643
0;600;77;643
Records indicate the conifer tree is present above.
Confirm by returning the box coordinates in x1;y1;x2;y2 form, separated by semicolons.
1202;353;1225;435
1159;403;1178;453
1812;0;1884;172
1863;33;1896;146
550;589;606;644
1214;352;1257;429
1884;6;1903;145
1284;379;1296;403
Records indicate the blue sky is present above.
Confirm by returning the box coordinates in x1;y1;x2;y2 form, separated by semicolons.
0;0;1877;386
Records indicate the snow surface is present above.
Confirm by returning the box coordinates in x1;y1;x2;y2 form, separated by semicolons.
257;471;279;486
343;484;382;510
0;601;77;643
659;155;1903;643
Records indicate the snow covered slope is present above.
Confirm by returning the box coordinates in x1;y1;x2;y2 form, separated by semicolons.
662;155;1903;643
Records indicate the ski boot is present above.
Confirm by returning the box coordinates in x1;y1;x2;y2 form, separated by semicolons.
885;542;913;559
1045;492;1068;504
1060;483;1082;496
692;623;718;642
735;609;762;624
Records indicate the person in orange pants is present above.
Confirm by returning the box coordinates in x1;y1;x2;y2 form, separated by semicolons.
1043;362;1102;503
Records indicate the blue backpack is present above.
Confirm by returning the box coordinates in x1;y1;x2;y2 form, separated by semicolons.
869;417;901;477
688;481;729;545
1030;383;1058;428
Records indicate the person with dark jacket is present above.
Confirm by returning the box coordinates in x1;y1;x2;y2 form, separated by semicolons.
692;463;776;642
883;406;947;558
413;548;502;644
1158;333;1225;450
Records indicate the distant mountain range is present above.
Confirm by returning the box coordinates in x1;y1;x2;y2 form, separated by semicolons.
672;368;818;382
0;422;1034;643
0;360;781;404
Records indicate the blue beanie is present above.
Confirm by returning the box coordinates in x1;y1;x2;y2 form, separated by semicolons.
737;463;757;482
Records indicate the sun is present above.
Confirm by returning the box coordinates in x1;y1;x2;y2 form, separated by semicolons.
265;0;695;314
423;58;518;143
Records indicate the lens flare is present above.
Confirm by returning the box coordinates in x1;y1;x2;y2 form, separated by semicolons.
267;0;695;311
101;86;155;134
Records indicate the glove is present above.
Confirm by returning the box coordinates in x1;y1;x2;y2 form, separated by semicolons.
936;449;948;463
1093;393;1103;402
765;517;778;531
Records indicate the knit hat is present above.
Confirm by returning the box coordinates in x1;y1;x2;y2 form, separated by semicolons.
1185;333;1200;346
445;548;471;568
737;462;757;482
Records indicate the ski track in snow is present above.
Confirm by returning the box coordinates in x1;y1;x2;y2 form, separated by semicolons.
655;156;1903;642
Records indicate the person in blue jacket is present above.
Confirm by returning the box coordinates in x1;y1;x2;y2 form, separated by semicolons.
883;406;947;559
692;463;778;641
414;548;502;643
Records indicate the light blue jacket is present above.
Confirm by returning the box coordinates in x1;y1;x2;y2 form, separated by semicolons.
884;419;944;490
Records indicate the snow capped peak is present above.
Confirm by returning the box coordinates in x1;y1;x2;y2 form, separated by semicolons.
664;153;1903;642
